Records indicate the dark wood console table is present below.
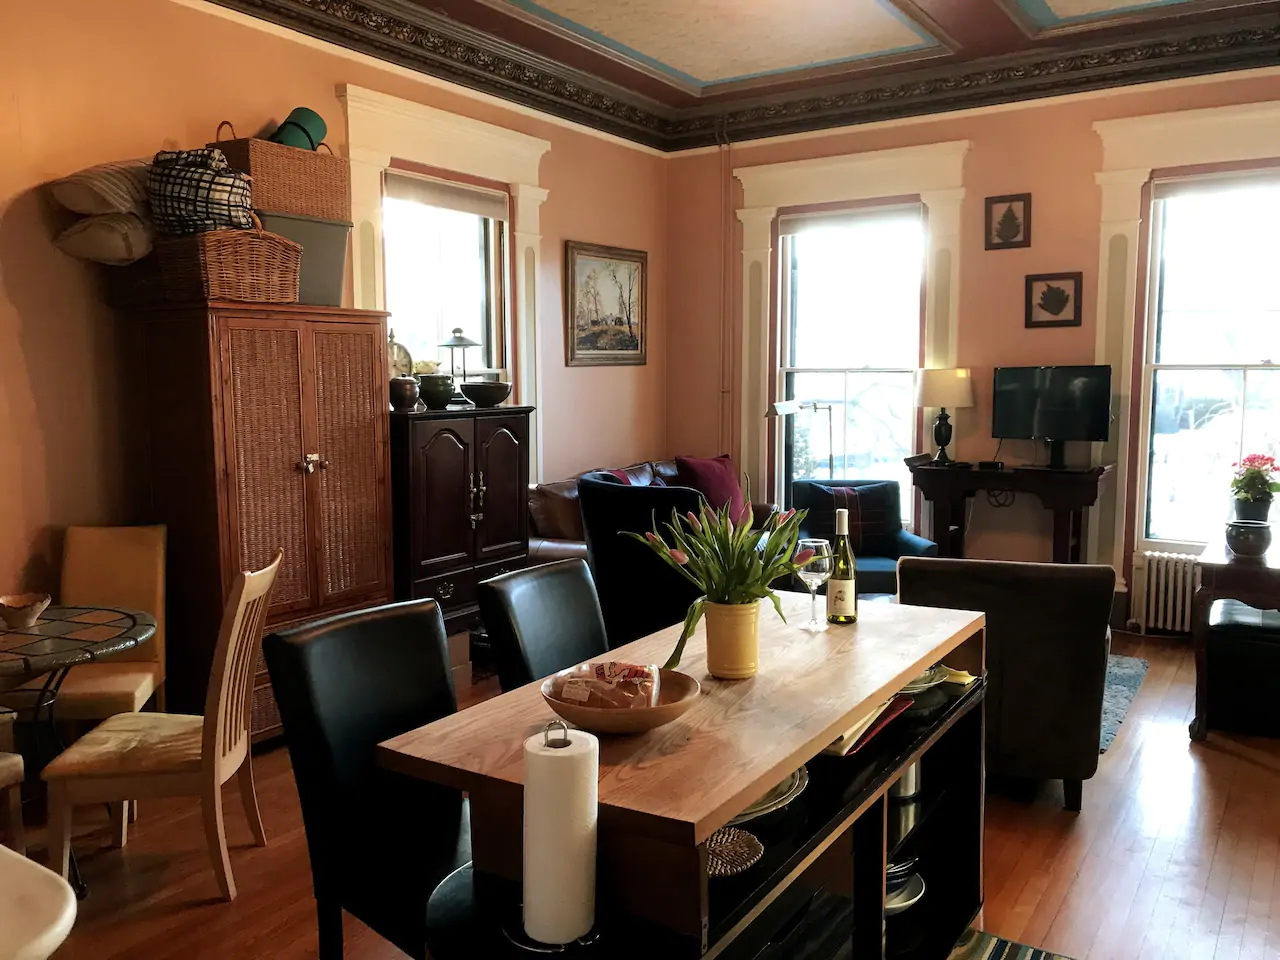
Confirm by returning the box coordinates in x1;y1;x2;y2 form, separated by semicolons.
1188;542;1280;741
907;460;1112;563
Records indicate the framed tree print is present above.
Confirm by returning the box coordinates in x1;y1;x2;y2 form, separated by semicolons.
564;240;647;366
985;193;1032;250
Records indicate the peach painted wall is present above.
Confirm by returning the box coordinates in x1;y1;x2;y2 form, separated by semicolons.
665;72;1280;561
0;0;668;593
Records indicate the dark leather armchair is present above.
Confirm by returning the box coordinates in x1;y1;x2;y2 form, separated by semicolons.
897;557;1114;811
477;559;609;692
578;473;704;647
792;479;936;594
263;600;470;960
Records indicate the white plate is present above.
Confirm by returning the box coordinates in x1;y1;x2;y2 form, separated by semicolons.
901;664;948;694
729;766;809;825
885;873;926;916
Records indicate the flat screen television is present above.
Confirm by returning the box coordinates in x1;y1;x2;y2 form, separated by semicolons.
992;365;1111;469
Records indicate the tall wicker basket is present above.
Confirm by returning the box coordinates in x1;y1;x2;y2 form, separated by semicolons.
110;228;302;307
210;122;350;221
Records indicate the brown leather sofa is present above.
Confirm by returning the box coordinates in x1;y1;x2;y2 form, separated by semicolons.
528;459;772;563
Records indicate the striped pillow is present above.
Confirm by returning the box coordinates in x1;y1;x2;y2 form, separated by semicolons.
54;213;153;265
49;160;150;216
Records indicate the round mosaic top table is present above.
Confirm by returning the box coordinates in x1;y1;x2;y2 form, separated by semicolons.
0;605;157;689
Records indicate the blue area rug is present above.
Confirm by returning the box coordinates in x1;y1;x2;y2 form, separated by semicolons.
1100;654;1148;753
950;929;1075;960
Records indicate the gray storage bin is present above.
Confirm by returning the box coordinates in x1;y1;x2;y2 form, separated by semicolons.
256;211;351;307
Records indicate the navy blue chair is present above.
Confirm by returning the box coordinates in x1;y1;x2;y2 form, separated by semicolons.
791;479;937;594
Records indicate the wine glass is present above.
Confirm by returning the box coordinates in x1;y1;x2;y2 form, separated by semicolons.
796;538;833;632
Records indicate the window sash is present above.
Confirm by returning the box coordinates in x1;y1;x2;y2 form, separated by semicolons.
775;226;922;507
1135;194;1280;552
381;196;510;376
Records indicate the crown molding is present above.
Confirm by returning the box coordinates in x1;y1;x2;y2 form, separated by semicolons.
208;0;1280;151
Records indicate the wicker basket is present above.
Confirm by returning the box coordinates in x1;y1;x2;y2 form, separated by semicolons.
111;228;302;307
210;122;350;221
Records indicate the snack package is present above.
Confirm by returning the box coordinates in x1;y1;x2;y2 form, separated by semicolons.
556;662;661;709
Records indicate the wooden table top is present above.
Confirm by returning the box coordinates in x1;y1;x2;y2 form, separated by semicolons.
379;591;985;846
0;605;156;681
1197;539;1280;571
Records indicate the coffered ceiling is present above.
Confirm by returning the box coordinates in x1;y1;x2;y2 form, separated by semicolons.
215;0;1280;149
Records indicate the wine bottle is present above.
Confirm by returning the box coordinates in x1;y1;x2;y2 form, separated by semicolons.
827;508;858;624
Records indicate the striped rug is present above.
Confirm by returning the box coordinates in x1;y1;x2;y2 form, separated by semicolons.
949;929;1075;960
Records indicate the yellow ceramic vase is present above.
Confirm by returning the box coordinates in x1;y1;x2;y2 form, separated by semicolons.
704;600;761;680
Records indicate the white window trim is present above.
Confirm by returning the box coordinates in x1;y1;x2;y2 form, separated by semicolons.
340;84;551;479
1092;100;1280;582
734;141;970;496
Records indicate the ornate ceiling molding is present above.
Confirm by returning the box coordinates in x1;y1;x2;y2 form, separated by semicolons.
209;0;1280;151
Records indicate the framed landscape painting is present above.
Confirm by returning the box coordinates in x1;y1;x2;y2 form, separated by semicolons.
564;240;647;366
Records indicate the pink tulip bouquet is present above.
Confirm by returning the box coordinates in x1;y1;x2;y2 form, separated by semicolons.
627;500;812;669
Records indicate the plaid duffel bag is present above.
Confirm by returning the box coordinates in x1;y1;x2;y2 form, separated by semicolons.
148;147;253;235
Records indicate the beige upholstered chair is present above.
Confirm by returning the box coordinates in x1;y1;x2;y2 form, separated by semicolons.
0;709;23;854
42;550;282;901
34;526;167;719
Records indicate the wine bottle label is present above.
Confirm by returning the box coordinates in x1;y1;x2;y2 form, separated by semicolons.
827;579;857;616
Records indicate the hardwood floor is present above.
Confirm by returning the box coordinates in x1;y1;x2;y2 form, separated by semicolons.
43;635;1280;959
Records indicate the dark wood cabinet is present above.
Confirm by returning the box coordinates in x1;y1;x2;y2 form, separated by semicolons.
391;407;533;633
134;303;392;740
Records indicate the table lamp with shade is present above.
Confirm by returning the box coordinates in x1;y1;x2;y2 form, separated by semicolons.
917;368;974;466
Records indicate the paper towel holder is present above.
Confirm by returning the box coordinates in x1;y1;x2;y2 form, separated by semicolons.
543;720;572;749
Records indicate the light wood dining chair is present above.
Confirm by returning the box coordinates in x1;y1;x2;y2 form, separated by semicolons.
42;550;282;901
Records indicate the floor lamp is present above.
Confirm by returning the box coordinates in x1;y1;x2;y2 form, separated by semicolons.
767;400;835;479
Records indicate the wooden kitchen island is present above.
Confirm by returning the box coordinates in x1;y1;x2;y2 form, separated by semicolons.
379;592;987;960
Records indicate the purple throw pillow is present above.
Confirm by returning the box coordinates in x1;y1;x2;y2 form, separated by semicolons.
675;455;749;523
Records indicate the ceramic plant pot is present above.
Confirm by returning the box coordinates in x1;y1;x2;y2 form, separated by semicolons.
1225;520;1272;558
1234;499;1272;522
418;374;456;410
389;376;420;412
704;599;761;680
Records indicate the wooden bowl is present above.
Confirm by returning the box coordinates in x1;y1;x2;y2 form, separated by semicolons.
541;667;701;734
0;593;51;629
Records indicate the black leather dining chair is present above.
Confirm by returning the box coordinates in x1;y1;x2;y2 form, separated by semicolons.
477;559;610;692
263;600;470;960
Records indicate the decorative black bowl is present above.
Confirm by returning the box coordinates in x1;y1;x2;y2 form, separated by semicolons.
459;381;512;408
1226;520;1272;558
418;374;455;410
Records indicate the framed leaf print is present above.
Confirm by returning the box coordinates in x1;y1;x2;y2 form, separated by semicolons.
985;194;1031;250
1025;272;1083;328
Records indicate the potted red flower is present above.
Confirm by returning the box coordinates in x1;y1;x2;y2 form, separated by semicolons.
1230;454;1280;522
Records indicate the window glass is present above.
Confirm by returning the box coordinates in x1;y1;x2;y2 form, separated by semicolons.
782;210;924;511
383;196;493;371
1142;184;1280;544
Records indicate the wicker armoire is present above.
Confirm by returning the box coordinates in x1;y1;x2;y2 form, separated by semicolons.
133;302;390;740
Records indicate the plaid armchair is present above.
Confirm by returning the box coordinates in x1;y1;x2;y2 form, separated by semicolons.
791;479;937;594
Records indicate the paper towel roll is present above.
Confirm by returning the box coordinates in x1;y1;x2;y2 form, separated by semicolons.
523;725;599;945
